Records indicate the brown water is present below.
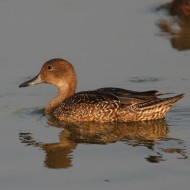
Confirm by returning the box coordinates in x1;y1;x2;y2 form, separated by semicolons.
0;0;190;189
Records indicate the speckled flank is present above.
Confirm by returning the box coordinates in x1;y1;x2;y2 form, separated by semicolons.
53;98;120;122
19;58;184;122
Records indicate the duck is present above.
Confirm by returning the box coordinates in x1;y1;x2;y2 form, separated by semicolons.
19;58;184;122
170;0;190;17
156;0;190;51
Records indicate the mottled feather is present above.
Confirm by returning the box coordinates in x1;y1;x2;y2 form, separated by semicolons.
52;87;184;122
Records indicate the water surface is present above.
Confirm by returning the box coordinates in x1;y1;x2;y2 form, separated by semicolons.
0;0;190;190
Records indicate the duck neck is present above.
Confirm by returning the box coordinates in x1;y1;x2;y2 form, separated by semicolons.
45;85;76;115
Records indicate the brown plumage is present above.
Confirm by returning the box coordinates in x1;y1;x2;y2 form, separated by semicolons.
19;58;184;122
170;0;190;16
157;0;190;51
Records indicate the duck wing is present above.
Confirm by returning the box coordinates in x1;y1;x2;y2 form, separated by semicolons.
95;88;181;108
66;90;119;105
73;88;158;106
66;87;180;108
96;87;158;97
95;87;160;105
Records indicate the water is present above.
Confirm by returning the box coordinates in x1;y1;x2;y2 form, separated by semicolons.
0;0;190;189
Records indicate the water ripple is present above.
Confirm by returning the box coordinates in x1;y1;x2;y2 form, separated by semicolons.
14;107;44;119
129;77;163;83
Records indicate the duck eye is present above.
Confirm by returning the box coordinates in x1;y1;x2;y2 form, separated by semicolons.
47;65;53;70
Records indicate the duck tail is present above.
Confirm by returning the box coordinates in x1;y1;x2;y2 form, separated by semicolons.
163;93;184;105
139;93;184;108
137;93;184;120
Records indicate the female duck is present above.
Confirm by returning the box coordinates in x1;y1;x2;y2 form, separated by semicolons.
19;58;183;122
170;0;190;16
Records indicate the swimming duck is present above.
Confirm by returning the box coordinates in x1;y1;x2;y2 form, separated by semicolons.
170;0;190;16
156;0;190;51
19;58;184;122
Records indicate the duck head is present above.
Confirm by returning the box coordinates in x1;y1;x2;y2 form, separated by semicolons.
19;58;77;94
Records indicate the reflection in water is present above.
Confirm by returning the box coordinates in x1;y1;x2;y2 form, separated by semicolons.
19;119;187;169
20;130;76;169
156;0;190;51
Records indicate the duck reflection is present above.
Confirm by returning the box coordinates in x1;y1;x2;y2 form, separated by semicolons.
156;0;190;51
19;130;76;169
19;119;187;169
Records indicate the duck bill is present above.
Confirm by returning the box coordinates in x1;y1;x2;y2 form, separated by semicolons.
19;74;43;88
